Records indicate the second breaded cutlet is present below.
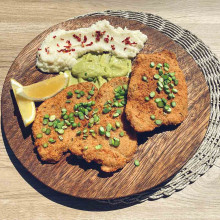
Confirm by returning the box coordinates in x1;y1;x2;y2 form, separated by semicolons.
32;77;137;172
125;50;188;132
69;77;137;172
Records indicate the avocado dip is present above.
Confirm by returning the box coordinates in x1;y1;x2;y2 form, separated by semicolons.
60;53;131;88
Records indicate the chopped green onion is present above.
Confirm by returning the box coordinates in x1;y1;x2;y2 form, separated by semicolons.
43;143;48;148
145;97;150;102
63;114;68;120
36;133;43;139
134;160;140;166
150;62;155;68
170;83;174;88
157;101;164;108
142;76;148;82
43;119;48;125
89;90;94;96
99;126;105;135
156;63;162;69
113;137;120;147
154;74;160;80
164;85;169;90
57;129;64;135
155;98;162;103
105;131;111;138
106;123;112;132
76;131;81;136
49;138;56;143
162;98;167;104
172;88;178;93
157;81;163;88
165;89;171;94
115;122;120;128
72;123;77;128
44;114;49;119
164;67;169;72
58;136;63;141
103;107;111;114
95;144;102;150
155;120;162;125
41;127;47;133
150;115;155;120
48;122;53;127
78;112;84;120
119;132;124;137
149;91;155;98
171;101;176;107
158;69;163;75
67;91;73;98
157;87;163;92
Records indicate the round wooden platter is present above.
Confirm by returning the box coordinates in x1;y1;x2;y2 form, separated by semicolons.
1;15;210;200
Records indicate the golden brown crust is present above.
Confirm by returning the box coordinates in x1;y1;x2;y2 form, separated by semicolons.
125;50;188;132
69;77;137;172
32;82;98;163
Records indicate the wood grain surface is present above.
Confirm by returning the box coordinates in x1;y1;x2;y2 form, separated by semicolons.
0;0;220;219
1;15;210;200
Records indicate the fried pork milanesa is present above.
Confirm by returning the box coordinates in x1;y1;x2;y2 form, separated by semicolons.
125;50;188;132
33;78;137;172
32;82;98;163
69;77;137;172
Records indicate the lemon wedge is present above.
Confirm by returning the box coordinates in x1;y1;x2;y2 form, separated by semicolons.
16;72;69;101
11;79;36;127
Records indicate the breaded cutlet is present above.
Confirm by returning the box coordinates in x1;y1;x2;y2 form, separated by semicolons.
33;78;137;172
125;50;188;132
32;82;98;163
69;77;137;172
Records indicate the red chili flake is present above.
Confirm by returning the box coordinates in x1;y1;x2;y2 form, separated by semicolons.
73;34;81;42
66;40;71;45
104;37;109;43
53;36;56;39
81;42;84;47
64;45;71;49
45;47;50;54
38;48;42;51
57;43;60;47
95;30;106;41
107;35;109;37
111;37;114;41
86;42;93;46
57;49;68;53
124;47;127;51
83;35;87;43
111;45;115;50
60;38;64;41
57;48;75;53
122;37;137;45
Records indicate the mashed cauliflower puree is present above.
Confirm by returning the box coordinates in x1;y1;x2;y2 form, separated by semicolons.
36;20;147;73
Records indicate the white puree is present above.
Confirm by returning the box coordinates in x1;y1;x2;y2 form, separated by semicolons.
36;20;147;73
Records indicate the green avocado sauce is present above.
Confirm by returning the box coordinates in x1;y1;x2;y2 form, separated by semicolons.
60;53;131;89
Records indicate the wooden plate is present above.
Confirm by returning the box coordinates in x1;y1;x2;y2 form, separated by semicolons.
1;15;210;200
